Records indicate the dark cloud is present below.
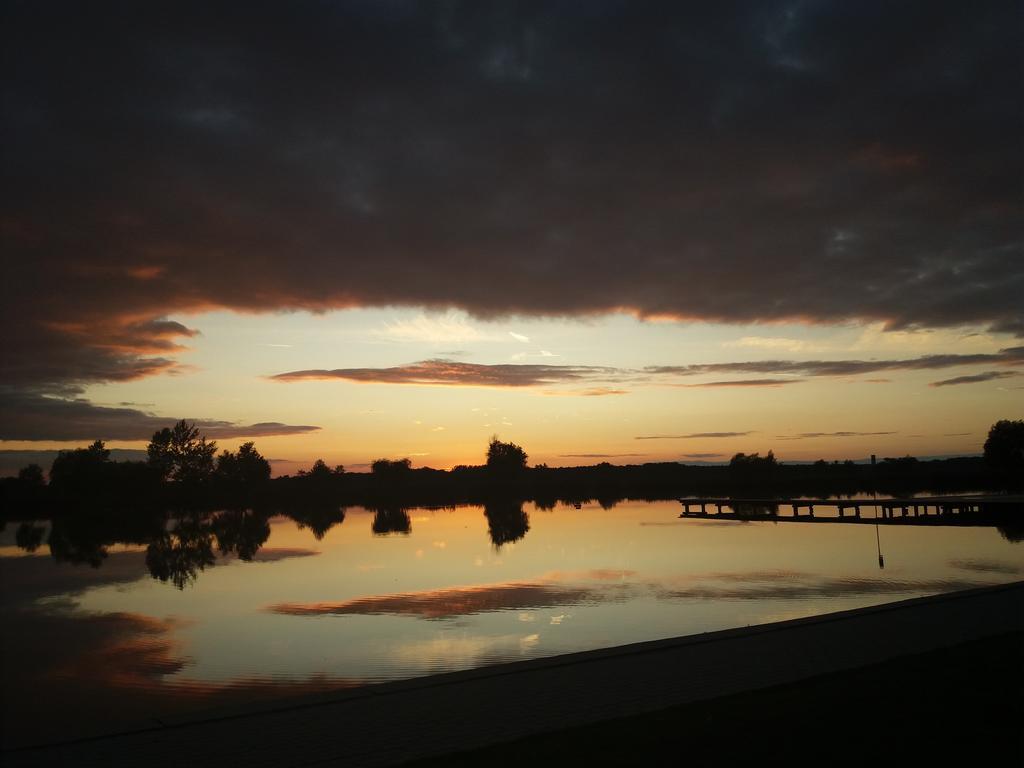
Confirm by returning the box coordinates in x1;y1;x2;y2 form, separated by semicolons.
0;550;149;609
948;559;1022;575
679;378;803;388
776;431;897;440
635;432;754;440
265;582;617;619
558;453;648;459
2;1;1021;398
265;569;999;622
646;346;1024;378
0;389;320;441
928;370;1023;387
657;575;989;601
270;347;1024;393
200;422;321;438
249;548;320;563
270;360;619;388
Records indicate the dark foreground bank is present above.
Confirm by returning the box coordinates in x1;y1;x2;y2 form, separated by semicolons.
405;631;1024;767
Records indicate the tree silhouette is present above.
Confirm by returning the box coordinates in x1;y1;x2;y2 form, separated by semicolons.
371;458;412;477
49;440;110;491
729;450;778;472
486;437;528;472
17;464;45;487
882;455;918;466
301;458;345;478
215;441;271;499
984;420;1024;480
216;438;272;487
147;420;216;484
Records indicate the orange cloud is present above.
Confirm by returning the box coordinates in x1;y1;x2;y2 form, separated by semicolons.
271;360;620;388
929;370;1022;387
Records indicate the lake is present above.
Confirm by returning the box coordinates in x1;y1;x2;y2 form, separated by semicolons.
2;498;1021;748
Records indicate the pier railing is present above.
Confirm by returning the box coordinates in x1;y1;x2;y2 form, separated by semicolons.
678;496;1022;526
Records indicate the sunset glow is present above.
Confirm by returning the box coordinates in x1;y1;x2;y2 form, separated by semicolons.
2;3;1021;472
2;309;1021;474
2;5;1022;763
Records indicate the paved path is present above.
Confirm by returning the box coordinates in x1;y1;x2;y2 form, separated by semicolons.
7;582;1023;767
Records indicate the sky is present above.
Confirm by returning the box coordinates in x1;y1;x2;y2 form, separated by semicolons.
1;1;1021;474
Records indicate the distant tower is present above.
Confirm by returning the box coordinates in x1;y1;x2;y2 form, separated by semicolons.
870;454;876;466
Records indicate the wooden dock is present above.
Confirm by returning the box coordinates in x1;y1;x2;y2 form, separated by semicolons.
678;495;1022;526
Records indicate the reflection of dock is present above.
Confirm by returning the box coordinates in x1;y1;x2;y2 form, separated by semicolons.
678;496;1023;526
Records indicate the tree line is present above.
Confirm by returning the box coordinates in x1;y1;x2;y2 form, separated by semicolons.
2;420;1022;519
4;421;1020;589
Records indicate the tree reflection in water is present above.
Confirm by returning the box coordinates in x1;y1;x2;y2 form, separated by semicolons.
371;507;411;536
286;505;346;541
146;516;216;590
212;509;271;561
47;509;166;568
15;522;46;553
7;501;346;589
146;509;276;589
483;499;530;548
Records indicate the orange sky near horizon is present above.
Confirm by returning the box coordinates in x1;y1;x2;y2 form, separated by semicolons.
2;309;1017;475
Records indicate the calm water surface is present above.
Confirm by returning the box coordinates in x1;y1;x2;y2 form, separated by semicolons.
2;499;1021;746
